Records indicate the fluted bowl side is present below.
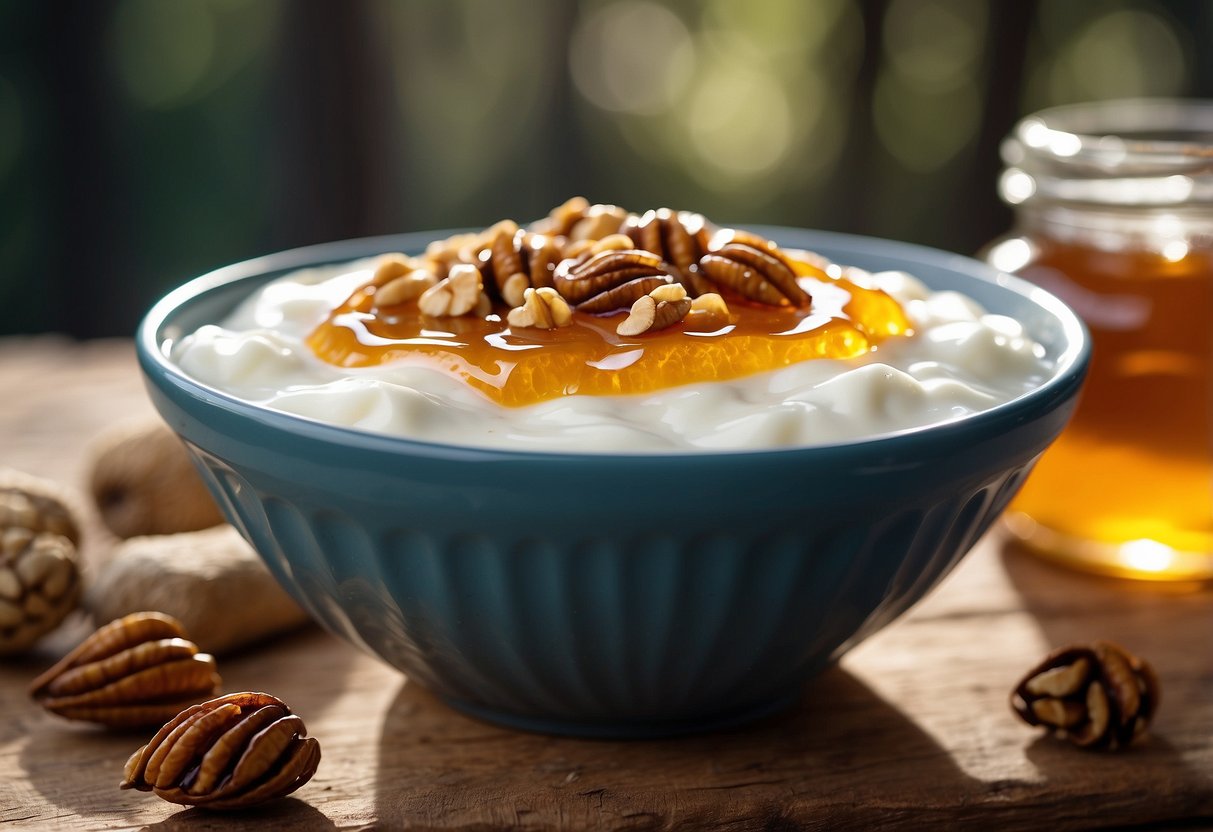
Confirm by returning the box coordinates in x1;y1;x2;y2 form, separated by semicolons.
137;228;1088;736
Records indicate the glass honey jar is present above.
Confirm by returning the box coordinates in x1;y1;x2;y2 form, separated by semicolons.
987;99;1213;581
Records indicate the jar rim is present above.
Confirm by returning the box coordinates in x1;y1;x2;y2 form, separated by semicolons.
1001;99;1213;209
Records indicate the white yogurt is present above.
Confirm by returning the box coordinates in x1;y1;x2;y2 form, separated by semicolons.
171;259;1052;451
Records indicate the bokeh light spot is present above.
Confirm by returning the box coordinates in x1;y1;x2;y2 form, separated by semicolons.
687;62;793;181
883;0;986;92
1050;10;1187;102
111;0;216;109
873;70;980;172
570;1;695;115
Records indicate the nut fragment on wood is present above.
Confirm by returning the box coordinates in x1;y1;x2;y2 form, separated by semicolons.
89;421;225;539
1011;641;1160;750
507;288;573;331
30;611;220;728
86;525;311;656
0;469;82;654
121;691;321;810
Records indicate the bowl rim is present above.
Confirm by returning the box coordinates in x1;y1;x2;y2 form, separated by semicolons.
136;227;1090;461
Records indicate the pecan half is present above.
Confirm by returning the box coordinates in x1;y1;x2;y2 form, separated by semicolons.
121;691;321;810
473;223;570;307
30;611;220;727
699;235;812;307
625;208;715;296
1011;641;1160;750
553;249;678;312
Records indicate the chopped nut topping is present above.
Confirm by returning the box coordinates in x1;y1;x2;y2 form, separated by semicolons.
375;269;437;307
418;264;483;317
562;239;596;261
531;196;590;238
423;232;484;279
591;233;636;254
1011;641;1159;751
500;273;529;308
371;254;417;287
617;284;693;337
507;288;573;330
569;204;629;242
690;292;730;318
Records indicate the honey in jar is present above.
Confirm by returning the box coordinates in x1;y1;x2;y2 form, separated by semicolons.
988;99;1213;580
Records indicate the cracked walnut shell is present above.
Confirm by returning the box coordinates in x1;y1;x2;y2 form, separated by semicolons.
121;691;321;810
1011;641;1159;750
30;611;220;727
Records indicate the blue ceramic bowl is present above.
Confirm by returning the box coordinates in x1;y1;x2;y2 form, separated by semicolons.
137;228;1088;737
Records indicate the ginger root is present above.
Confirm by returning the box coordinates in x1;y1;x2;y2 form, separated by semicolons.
89;420;225;538
86;525;310;655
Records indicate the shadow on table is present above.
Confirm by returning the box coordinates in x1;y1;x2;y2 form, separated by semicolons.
140;798;336;831
373;667;983;829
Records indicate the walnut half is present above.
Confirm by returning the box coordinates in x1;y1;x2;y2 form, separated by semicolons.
1011;641;1160;750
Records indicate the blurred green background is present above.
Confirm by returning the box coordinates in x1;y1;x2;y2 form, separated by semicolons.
2;0;1211;337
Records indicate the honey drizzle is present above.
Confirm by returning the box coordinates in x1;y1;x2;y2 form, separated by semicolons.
306;256;911;407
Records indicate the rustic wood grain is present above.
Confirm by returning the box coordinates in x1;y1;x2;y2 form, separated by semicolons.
0;336;1210;831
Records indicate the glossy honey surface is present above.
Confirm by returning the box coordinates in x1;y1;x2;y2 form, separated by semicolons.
306;258;910;407
1002;234;1213;578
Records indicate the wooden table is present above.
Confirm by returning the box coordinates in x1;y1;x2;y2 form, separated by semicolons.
0;337;1210;831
